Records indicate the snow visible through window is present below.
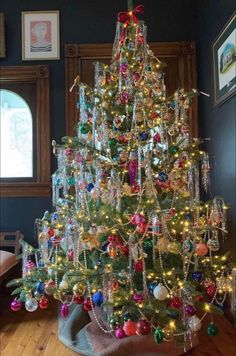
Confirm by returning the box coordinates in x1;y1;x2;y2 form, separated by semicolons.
0;89;33;178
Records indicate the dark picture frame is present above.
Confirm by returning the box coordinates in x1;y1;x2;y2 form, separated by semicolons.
212;12;236;106
0;13;6;58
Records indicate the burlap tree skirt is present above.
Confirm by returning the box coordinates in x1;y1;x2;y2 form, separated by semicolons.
58;304;199;356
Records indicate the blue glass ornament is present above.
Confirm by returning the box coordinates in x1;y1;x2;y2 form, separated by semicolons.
38;260;45;267
102;242;109;251
52;212;58;220
148;282;158;296
192;271;202;282
92;291;103;306
170;101;177;110
36;281;44;294
184;213;192;220
158;172;168;182
48;240;52;248
140;132;149;141
86;183;94;192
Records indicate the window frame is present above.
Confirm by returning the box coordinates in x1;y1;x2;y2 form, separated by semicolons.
0;65;51;197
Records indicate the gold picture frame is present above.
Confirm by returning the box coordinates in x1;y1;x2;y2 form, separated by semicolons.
0;13;6;58
22;11;60;60
212;12;236;106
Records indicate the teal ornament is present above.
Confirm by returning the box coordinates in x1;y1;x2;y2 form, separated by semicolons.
79;123;91;134
109;138;117;147
67;177;75;186
182;239;194;253
169;145;179;154
154;328;164;344
207;323;218;336
144;239;153;252
85;102;93;110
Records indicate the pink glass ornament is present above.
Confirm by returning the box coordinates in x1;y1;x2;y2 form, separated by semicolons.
132;293;144;304
10;299;22;312
119;91;130;104
133;71;140;82
120;63;128;75
115;327;126;339
153;132;161;143
25;260;35;271
61;303;69;318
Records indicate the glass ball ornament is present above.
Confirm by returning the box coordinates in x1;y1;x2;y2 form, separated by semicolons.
36;281;44;294
133;259;143;272
184;304;197;316
10;299;22;312
73;295;84;304
44;280;56;295
182;239;194;254
192;271;202;282
162;326;174;342
132;293;144;304
25;298;38;312
136;319;151;335
123;320;137;336
156;237;169;252
153;284;169;301
79;122;91;134
167;241;179;254
154;327;164;344
83;297;93;311
115;327;126;339
188;315;201;332
158;171;168;182
196;242;208;256
206;284;217;297
207;238;220;252
148;282;158;296
72;283;85;296
207;322;218;336
39;296;49;309
61;303;69;318
92;291;103;306
169;296;182;309
139;131;149;141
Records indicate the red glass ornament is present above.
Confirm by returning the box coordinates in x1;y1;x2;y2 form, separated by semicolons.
68;250;74;261
131;183;141;193
136;319;151;335
47;228;55;237
122;245;129;255
83;297;93;311
195;295;204;302
73;295;84;304
206;284;216;298
123;320;137;336
134;260;143;272
169;296;182;309
136;222;147;234
196;242;208;256
153;132;161;143
39;296;49;309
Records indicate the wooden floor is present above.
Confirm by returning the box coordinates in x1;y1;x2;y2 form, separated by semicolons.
1;289;236;356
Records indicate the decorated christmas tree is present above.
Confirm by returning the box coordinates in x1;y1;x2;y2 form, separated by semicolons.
8;0;234;351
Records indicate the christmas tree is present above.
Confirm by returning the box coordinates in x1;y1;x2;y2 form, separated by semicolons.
8;0;234;349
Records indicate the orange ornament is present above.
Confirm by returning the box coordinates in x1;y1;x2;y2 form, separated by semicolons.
123;320;137;336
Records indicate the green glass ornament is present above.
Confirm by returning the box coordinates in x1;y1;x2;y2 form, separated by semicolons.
79;123;91;134
109;138;117;147
144;239;153;252
172;215;179;222
85;102;93;110
207;323;218;336
99;234;107;243
154;327;164;344
67;177;75;186
169;145;179;154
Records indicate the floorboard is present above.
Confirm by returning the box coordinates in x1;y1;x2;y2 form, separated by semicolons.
1;288;236;356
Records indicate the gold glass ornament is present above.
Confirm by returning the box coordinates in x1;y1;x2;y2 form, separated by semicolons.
156;237;169;252
162;326;174;342
167;241;179;254
72;283;86;296
53;291;63;301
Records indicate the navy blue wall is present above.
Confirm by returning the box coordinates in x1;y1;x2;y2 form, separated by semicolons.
1;0;235;259
196;1;236;260
0;0;197;245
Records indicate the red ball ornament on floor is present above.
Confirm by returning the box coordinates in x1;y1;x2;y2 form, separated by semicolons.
39;296;49;309
136;319;152;335
73;295;84;304
83;297;93;311
169;296;182;309
123;320;137;336
134;259;143;272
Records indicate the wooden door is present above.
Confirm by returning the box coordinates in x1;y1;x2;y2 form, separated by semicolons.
65;42;197;137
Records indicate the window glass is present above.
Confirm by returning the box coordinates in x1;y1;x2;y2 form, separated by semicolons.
0;89;33;178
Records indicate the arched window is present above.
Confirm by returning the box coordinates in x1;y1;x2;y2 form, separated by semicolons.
0;65;50;197
0;89;33;178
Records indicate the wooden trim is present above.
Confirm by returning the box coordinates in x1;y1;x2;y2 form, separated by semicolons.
65;41;198;138
0;65;51;197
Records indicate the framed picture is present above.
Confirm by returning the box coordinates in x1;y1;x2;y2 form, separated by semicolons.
213;12;236;105
22;11;60;60
0;12;6;58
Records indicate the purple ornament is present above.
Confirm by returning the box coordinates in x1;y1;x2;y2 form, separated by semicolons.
61;303;69;318
184;304;197;316
120;63;128;76
132;293;144;304
128;159;138;186
115;327;126;339
10;299;22;312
